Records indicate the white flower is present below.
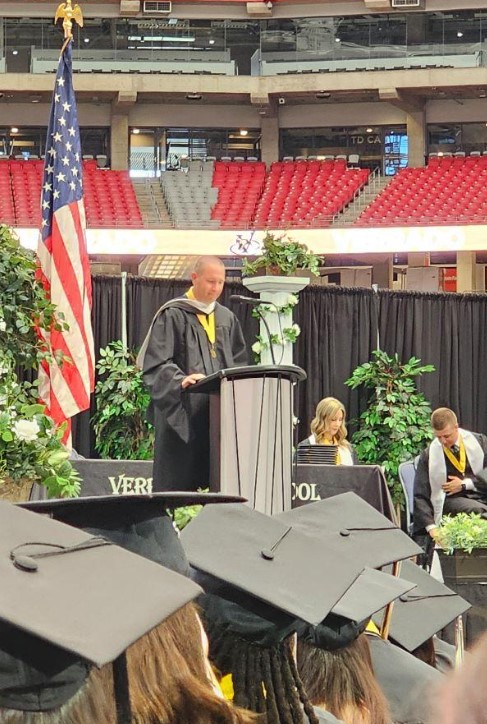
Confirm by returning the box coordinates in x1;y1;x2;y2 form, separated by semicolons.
252;341;262;355
287;294;298;307
0;395;6;406
13;419;40;442
0;320;6;332
292;323;301;336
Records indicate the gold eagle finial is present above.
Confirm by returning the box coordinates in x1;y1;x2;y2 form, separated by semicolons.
54;1;84;39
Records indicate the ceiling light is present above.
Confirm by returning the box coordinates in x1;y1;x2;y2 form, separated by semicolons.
366;127;373;133
12;50;18;55
132;128;140;134
315;91;330;99
186;93;202;101
479;91;487;98
335;37;341;43
84;37;90;43
239;129;248;136
31;97;41;103
457;31;463;37
209;38;215;45
10;127;18;133
438;151;444;157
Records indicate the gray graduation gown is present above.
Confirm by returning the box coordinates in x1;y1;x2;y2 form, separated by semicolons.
368;634;442;724
142;300;247;491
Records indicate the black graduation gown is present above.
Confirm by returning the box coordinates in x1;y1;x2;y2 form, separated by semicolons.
142;301;248;491
367;634;442;724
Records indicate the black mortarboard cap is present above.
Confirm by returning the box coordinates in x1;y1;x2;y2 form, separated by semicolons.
300;567;416;651
372;560;471;652
181;503;368;627
21;492;245;576
277;492;421;568
0;501;201;711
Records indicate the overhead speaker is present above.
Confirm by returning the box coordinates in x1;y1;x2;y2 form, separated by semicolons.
120;0;140;15
363;0;391;8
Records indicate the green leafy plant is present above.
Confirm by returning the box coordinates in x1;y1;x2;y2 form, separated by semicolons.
437;513;487;554
0;361;81;498
0;224;78;499
0;224;68;371
242;231;322;277
172;503;203;531
93;341;154;460
345;350;435;504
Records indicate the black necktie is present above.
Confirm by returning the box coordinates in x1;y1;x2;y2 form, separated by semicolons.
451;444;460;456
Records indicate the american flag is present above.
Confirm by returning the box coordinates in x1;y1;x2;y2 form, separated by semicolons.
36;39;95;432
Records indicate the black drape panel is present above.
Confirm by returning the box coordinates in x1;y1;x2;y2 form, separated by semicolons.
72;276;487;457
294;285;379;442
72;275;123;456
379;290;487;435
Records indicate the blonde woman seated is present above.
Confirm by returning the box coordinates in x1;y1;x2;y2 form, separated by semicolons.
298;397;356;466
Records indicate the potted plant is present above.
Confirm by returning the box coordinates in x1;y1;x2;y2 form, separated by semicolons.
242;231;322;278
437;513;487;586
0;225;80;499
92;341;154;460
345;350;435;505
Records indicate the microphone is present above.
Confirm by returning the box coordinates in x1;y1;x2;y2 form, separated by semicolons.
230;295;277;366
229;294;261;305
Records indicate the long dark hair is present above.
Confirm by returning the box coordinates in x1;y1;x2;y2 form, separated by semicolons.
297;633;391;724
206;621;319;724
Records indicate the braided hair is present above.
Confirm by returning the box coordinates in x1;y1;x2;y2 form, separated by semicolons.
205;616;319;724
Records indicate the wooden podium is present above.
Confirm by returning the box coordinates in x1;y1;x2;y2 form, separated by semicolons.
188;365;306;514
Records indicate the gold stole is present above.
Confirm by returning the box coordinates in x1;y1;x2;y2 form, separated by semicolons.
186;288;217;358
443;437;466;475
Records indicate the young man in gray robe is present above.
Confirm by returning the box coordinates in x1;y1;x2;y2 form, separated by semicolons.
138;256;248;491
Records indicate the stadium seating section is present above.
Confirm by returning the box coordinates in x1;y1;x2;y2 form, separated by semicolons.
356;155;487;227
1;158;143;228
3;155;487;230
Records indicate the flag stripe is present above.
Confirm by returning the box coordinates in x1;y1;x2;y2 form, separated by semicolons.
37;39;95;430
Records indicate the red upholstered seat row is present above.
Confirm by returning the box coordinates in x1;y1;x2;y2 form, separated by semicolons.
211;161;267;229
254;160;369;228
0;160;143;228
206;159;370;229
356;156;487;227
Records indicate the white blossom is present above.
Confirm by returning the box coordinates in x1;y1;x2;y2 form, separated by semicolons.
251;341;262;355
0;320;6;332
292;323;301;336
13;419;40;442
287;294;299;307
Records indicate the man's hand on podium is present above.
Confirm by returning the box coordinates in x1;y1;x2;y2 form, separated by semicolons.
182;373;206;389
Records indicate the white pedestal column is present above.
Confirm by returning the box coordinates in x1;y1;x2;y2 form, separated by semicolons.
243;276;309;366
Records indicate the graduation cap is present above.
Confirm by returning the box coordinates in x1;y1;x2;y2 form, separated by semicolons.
20;492;245;575
372;560;471;652
300;567;417;651
181;502;376;628
277;492;421;569
0;501;202;713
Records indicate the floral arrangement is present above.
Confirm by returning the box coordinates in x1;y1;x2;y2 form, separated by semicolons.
242;231;322;277
0;359;81;498
0;224;80;499
437;513;487;555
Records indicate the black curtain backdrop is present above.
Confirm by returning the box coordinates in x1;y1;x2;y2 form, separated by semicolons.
379;290;487;433
72;278;487;456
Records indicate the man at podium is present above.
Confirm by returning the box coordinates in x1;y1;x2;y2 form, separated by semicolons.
138;256;248;491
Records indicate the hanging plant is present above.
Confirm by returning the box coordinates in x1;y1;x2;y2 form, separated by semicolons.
242;231;322;277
